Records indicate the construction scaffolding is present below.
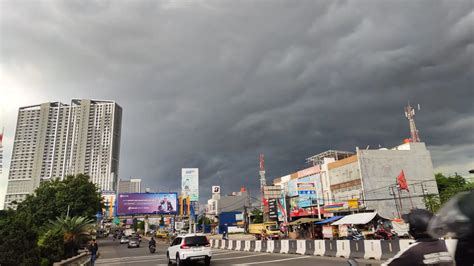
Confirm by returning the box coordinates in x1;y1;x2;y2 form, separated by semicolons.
306;150;354;166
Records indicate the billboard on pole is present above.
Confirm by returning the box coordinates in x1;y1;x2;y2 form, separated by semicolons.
117;193;178;215
182;168;199;201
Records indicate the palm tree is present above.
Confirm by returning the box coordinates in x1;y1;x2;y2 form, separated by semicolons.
50;216;94;257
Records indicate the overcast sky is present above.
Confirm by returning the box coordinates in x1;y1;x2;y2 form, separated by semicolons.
1;0;473;207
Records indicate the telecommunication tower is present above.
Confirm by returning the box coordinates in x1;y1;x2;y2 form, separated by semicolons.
404;103;421;142
259;154;266;210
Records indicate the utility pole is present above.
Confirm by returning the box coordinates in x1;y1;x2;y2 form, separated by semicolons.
389;186;401;218
421;182;432;212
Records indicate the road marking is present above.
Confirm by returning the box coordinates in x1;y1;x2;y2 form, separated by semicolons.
234;255;311;265
96;255;166;264
212;253;267;261
213;251;246;256
97;258;167;265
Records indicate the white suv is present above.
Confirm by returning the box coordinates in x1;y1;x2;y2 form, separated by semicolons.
167;234;212;265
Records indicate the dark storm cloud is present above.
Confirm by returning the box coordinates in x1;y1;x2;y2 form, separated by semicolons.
1;0;473;202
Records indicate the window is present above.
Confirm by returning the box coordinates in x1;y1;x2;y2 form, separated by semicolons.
172;237;181;246
184;236;209;247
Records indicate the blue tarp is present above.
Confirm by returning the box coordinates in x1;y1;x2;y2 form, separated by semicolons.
315;216;343;225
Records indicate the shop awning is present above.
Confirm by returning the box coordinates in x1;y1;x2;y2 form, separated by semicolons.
289;217;319;225
331;212;377;225
315;216;343;225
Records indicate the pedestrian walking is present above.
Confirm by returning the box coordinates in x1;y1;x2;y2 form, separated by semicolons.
88;239;99;266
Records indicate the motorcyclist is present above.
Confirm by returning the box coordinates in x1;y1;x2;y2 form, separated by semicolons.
149;237;156;247
382;209;453;266
428;191;474;266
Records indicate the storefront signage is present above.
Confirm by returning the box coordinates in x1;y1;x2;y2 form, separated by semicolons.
323;203;345;212
268;199;278;220
348;199;359;209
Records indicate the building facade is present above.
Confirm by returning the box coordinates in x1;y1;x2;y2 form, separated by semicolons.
206;188;249;218
273;143;439;220
117;178;142;193
4;99;122;209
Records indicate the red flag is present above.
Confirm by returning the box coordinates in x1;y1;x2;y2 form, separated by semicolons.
397;170;409;191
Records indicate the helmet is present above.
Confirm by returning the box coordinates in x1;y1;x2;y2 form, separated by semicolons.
402;209;433;239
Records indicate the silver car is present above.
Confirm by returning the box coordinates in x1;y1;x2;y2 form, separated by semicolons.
128;237;140;248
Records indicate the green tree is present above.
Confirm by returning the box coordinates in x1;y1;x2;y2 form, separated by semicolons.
198;215;211;225
0;210;40;265
426;173;473;212
50;216;94;258
435;173;466;194
38;227;64;266
137;220;145;231
16;174;103;231
251;209;263;223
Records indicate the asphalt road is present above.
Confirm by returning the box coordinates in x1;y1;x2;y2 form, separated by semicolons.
96;237;382;266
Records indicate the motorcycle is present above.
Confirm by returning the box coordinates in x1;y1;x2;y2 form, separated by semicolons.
375;227;398;240
149;244;156;254
347;228;364;241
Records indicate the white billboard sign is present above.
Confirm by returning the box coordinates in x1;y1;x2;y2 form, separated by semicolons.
181;168;199;201
212;186;221;194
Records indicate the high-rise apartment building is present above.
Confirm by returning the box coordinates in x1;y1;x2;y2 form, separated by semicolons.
4;99;122;209
117;178;142;193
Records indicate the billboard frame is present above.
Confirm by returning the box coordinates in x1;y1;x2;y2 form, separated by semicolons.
116;192;179;216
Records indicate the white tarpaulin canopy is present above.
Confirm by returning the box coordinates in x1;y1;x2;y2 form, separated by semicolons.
331;212;377;225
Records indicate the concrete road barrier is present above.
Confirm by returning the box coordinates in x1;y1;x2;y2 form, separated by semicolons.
349;240;365;259
250;240;256;252
244;240;251;251
211;238;451;262
380;240;400;260
324;240;338;257
336;240;351;258
364;240;382;260
288;239;297;254
274;240;282;253
280;240;289;254
235;240;242;251
314;240;326;256
296;240;306;255
267;240;275;253
261;240;268;252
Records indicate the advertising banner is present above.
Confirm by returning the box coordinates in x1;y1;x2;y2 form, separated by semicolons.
268;199;278;220
182;168;199;201
287;178;298;197
297;181;316;208
117;193;178;215
348;199;359;209
297;174;321;207
323;202;346;212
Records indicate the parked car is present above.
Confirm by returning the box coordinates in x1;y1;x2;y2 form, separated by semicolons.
128;237;140;248
167;234;211;266
120;236;129;244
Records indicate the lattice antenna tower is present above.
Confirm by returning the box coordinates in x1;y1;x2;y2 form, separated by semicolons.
404;103;421;142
